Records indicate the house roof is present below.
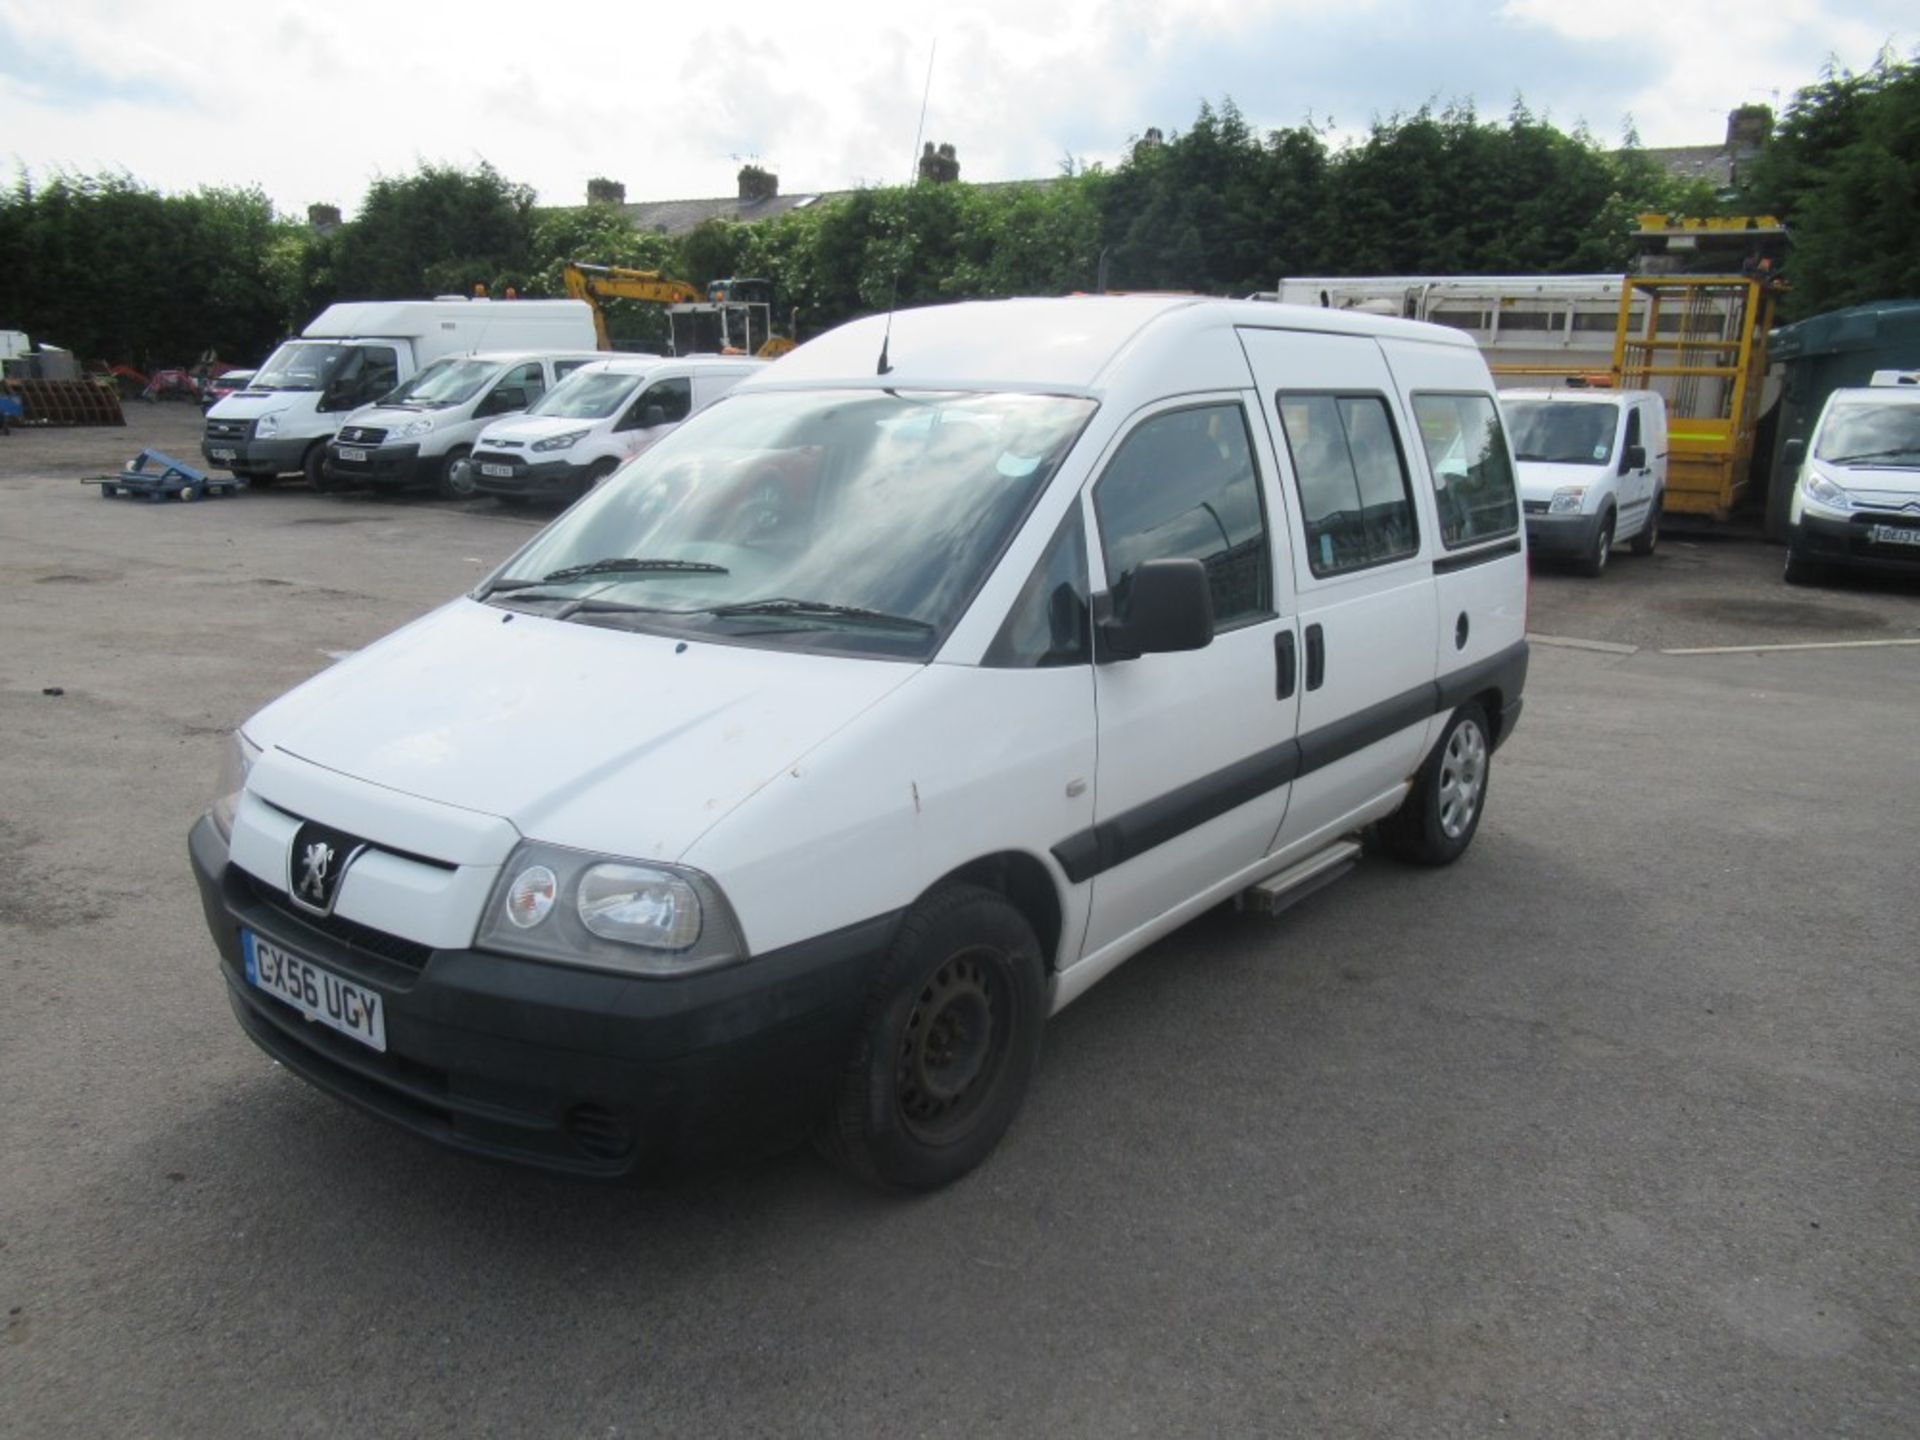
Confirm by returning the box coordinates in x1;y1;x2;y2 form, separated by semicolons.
1640;144;1738;189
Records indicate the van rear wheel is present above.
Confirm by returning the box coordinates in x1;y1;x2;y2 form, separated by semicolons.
1378;704;1491;867
1629;494;1661;556
818;884;1045;1191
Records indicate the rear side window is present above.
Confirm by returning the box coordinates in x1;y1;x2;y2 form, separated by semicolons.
1276;393;1418;577
1412;394;1521;549
1093;404;1270;630
553;358;594;380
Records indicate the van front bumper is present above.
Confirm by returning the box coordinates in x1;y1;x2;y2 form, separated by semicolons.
1524;511;1605;560
469;452;587;499
325;441;429;489
1790;512;1920;574
201;432;312;476
189;815;896;1177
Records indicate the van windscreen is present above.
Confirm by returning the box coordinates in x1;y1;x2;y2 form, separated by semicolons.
1503;400;1619;465
529;370;641;420
485;388;1097;660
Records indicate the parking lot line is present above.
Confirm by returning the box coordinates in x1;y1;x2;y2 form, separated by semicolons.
1526;632;1640;655
1660;637;1920;656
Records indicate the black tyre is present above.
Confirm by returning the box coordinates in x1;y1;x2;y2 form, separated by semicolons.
1782;547;1825;587
1379;704;1492;867
819;884;1046;1191
1629;493;1661;556
306;444;349;493
432;446;475;501
577;457;619;500
1576;510;1615;577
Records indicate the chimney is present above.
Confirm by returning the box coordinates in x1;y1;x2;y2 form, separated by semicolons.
737;164;778;202
586;177;626;206
306;203;342;233
1725;105;1771;155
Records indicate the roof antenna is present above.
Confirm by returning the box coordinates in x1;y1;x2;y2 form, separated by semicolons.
877;39;937;377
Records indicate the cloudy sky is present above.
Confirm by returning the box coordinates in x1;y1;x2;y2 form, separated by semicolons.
1;0;1909;213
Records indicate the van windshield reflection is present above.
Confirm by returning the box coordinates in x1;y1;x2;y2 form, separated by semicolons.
484;389;1096;658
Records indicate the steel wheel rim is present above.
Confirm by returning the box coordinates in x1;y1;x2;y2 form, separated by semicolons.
1595;524;1611;571
895;948;1009;1144
444;456;475;497
1436;719;1488;839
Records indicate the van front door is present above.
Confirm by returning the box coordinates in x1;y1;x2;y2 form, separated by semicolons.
1070;398;1301;964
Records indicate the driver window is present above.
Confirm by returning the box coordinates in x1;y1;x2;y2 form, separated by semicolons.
486;361;544;414
643;377;692;424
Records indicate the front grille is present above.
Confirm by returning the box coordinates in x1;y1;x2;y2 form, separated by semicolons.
490;439;526;450
242;872;434;972
205;418;252;441
337;425;388;444
1850;510;1920;532
1522;499;1550;515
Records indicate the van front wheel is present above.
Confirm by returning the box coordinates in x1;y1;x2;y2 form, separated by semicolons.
820;884;1045;1191
1378;704;1491;866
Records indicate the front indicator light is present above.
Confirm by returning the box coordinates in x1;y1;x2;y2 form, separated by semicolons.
506;865;559;928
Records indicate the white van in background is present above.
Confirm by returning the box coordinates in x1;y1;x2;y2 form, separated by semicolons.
467;355;761;502
201;299;597;487
321;350;605;499
1500;387;1667;576
1784;370;1920;585
191;296;1528;1190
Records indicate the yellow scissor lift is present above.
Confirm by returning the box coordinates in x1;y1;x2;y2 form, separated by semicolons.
1609;216;1789;521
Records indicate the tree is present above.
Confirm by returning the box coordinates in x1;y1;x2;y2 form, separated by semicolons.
1743;52;1920;317
329;162;535;300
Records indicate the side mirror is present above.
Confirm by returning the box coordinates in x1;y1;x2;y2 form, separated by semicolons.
1783;437;1806;465
480;387;527;417
642;404;667;428
1097;558;1214;662
1620;443;1647;474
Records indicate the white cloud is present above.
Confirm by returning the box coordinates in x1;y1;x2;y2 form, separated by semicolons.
0;0;1904;215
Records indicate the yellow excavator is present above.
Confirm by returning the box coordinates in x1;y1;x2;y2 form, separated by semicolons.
561;262;797;358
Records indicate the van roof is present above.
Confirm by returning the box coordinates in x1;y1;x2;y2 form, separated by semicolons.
1501;387;1661;405
1825;385;1920;410
447;349;609;366
571;355;766;376
748;295;1478;395
303;299;589;339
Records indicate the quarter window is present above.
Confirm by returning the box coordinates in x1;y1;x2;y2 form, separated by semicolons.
1092;404;1270;630
1277;393;1418;576
1412;394;1521;549
984;508;1090;668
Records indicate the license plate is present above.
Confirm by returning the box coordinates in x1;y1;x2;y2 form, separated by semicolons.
210;447;237;461
480;463;514;478
242;930;387;1052
337;446;368;463
1868;524;1920;548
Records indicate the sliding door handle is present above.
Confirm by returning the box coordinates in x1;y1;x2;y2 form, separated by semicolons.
1305;623;1325;691
1274;630;1296;699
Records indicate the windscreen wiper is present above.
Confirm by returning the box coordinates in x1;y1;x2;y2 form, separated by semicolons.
479;557;729;598
705;598;934;633
1825;448;1920;465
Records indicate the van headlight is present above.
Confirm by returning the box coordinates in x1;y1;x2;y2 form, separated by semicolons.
255;412;280;439
532;429;590;453
478;842;746;975
390;417;434;440
210;731;261;841
1548;486;1586;514
1800;469;1853;514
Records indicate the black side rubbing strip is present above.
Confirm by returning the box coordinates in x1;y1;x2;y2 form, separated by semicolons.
1432;537;1522;575
1052;638;1530;884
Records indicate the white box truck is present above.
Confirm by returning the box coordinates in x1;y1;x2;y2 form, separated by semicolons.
200;298;597;486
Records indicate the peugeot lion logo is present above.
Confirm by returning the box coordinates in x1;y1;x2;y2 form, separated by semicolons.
285;821;366;915
298;841;336;904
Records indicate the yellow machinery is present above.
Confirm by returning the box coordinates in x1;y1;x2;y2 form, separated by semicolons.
561;262;796;358
1610;216;1789;520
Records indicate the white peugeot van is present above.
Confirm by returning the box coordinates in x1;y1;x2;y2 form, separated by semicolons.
1500;387;1667;575
1783;371;1920;585
467;356;761;503
322;350;606;499
191;297;1528;1190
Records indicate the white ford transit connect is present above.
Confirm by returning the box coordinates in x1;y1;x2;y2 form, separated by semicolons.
1500;386;1667;576
466;355;761;503
191;296;1528;1190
